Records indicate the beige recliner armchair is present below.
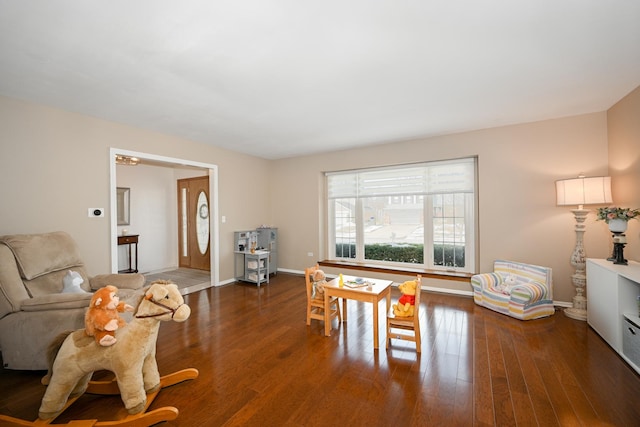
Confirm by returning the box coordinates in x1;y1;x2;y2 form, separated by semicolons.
0;231;145;370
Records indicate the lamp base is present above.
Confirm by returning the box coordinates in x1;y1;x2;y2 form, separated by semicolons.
564;307;587;321
564;294;587;321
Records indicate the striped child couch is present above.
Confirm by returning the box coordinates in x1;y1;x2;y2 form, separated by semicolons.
471;260;554;320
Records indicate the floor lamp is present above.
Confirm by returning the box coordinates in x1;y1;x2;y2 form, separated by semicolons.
556;175;612;321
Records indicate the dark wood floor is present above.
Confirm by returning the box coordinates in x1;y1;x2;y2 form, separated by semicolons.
1;273;639;426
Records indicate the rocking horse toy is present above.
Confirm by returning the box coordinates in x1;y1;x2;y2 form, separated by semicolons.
0;280;199;427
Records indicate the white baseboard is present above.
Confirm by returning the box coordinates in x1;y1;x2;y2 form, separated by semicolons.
553;300;572;308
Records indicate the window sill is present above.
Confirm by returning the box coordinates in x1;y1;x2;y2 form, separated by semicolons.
318;260;473;282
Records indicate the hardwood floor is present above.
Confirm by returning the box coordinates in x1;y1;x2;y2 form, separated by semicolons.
1;272;639;426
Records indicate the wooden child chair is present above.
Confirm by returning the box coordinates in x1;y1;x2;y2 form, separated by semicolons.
304;264;341;331
386;275;422;352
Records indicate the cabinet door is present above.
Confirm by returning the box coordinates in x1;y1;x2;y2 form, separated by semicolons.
587;260;620;350
257;228;277;274
257;228;277;251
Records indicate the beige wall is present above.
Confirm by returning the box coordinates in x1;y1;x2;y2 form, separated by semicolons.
271;113;613;302
0;95;270;281
608;86;640;262
3;90;635;303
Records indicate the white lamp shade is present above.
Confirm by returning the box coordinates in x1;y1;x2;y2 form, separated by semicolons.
556;176;612;206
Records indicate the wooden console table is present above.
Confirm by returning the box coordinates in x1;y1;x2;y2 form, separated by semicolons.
118;234;139;273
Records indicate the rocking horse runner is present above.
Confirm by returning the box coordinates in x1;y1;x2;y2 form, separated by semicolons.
0;280;198;427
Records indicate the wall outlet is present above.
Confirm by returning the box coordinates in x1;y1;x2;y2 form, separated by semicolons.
88;208;105;218
307;252;314;257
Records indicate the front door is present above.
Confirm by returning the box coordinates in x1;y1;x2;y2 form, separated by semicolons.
177;176;210;271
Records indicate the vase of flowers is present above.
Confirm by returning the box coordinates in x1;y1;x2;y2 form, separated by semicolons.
596;206;640;223
597;206;640;265
608;218;628;233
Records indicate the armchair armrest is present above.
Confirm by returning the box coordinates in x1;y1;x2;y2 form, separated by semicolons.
509;280;550;305
89;273;145;291
21;293;93;312
470;272;503;292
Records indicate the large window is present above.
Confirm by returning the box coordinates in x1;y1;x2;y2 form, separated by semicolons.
327;158;476;273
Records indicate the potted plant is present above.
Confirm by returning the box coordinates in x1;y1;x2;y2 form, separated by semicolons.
596;206;640;232
597;206;640;264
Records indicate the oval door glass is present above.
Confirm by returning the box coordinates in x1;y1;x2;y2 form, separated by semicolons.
196;191;209;254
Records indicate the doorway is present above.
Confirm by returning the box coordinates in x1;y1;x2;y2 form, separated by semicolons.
178;176;211;271
109;148;219;286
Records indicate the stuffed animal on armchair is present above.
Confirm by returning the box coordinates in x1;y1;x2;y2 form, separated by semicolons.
392;279;418;317
496;274;517;295
61;270;89;294
85;285;134;346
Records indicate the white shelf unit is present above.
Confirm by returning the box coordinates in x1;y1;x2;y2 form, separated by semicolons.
586;258;640;374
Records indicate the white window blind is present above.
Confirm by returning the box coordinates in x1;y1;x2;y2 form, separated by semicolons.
327;158;475;198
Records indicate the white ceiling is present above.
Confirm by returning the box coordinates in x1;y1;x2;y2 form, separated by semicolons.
0;1;639;160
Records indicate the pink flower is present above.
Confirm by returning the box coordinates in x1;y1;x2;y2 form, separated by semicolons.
597;206;640;223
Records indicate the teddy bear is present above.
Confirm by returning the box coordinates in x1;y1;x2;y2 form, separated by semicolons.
496;274;517;294
311;269;328;299
61;270;89;294
392;279;418;317
84;285;134;346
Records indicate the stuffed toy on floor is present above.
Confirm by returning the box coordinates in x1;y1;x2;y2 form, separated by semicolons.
392;279;418;317
39;280;191;420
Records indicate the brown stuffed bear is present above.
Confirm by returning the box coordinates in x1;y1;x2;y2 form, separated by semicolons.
311;269;327;299
84;285;134;346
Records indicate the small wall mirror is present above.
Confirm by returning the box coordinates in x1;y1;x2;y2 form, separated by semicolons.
116;187;130;225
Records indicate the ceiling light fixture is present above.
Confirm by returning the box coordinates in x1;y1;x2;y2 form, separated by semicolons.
115;155;140;166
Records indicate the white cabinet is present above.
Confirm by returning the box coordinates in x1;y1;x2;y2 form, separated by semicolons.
586;258;640;374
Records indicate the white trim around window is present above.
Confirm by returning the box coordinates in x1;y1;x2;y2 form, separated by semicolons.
326;157;477;273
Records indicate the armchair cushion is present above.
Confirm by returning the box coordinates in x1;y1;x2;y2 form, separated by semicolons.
471;260;554;320
1;232;83;281
0;232;89;297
